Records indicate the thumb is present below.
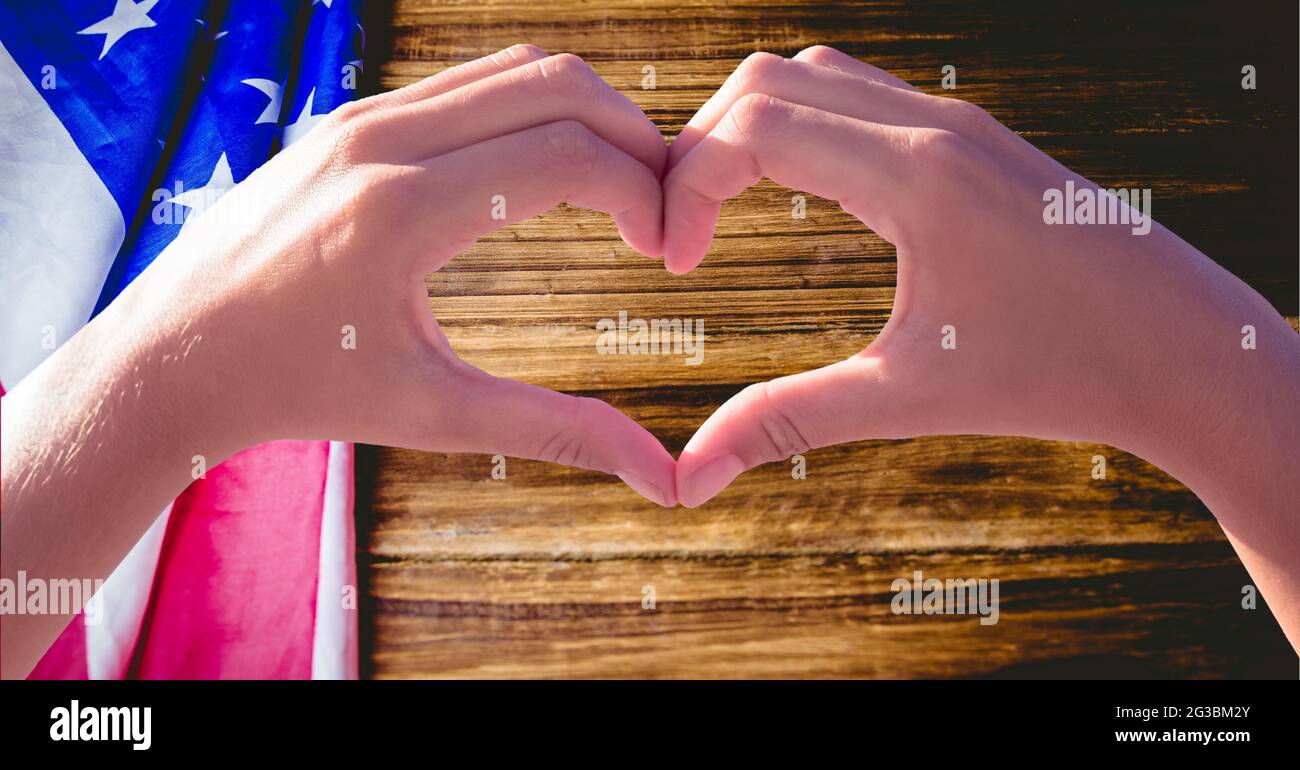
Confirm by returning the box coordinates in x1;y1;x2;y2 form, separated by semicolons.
675;353;924;507
435;365;678;507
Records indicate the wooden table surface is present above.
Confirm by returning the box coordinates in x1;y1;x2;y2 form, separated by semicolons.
355;0;1299;678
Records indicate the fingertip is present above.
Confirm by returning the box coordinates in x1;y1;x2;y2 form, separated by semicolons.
621;232;662;260
663;252;702;275
614;208;663;258
618;470;676;508
661;170;721;274
661;216;709;273
675;452;745;508
606;415;678;507
619;446;678;507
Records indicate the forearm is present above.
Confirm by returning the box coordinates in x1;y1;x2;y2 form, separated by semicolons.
0;283;247;679
1120;242;1300;650
1165;335;1299;650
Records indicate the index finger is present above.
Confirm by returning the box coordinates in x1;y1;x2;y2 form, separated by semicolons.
365;53;667;178
662;95;935;273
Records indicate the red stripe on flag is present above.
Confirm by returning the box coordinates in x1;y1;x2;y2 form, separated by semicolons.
129;440;331;679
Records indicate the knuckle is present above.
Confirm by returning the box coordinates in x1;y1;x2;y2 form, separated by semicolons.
535;396;607;469
541;120;601;173
539;52;599;100
500;43;546;64
356;164;411;209
346;166;398;215
947;98;996;137
316;121;369;168
907;126;967;164
299;164;381;262
317;107;381;164
794;44;838;65
320;98;366;132
734;51;783;90
340;123;381;164
905;127;991;199
573;395;615;425
724;92;782;144
742;381;812;463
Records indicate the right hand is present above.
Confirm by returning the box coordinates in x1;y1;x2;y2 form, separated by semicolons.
662;46;1295;511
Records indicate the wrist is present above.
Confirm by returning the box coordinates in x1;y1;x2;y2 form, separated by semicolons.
1122;311;1300;513
69;276;260;470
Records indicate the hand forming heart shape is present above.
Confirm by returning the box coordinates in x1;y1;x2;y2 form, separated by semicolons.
655;45;1218;508
66;44;1267;516
255;43;1234;511
647;46;1300;658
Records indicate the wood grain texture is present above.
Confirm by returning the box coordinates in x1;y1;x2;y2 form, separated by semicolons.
357;0;1299;678
370;546;1286;679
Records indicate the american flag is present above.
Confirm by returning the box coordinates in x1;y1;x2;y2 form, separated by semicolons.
1;0;365;678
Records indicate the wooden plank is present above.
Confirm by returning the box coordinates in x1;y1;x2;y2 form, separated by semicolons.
363;438;1220;559
367;546;1293;679
378;0;1298;307
360;0;1300;678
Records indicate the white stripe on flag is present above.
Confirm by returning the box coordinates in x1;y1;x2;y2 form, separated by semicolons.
85;505;173;679
0;40;125;387
311;440;358;679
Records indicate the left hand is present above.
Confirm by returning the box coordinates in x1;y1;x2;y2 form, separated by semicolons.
2;46;680;679
74;46;679;505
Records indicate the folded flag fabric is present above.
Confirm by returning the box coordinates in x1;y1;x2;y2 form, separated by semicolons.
1;0;365;679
